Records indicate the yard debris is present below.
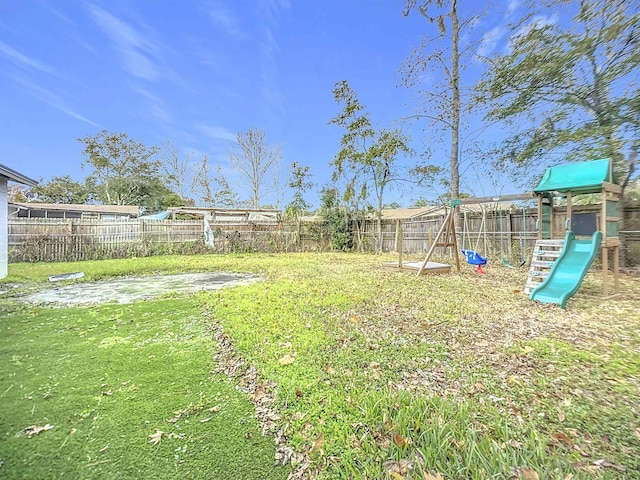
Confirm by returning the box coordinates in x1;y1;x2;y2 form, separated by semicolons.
593;459;626;472
550;432;573;446
148;429;164;445
278;354;296;366
517;468;540;479
48;272;85;282
21;424;54;437
423;473;445;480
208;318;314;479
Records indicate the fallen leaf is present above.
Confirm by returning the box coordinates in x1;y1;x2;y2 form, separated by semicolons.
349;315;360;323
311;433;325;452
22;424;54;437
295;388;304;397
521;345;534;354
519;468;540;479
508;439;523;448
393;433;407;447
278;354;295;366
551;432;573;446
593;459;626;472
209;405;221;412
423;473;445;480
148;429;164;445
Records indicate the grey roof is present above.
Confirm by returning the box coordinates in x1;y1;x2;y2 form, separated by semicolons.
0;164;38;186
11;202;139;216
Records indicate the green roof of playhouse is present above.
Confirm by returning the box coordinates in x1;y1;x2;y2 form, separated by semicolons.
534;158;614;194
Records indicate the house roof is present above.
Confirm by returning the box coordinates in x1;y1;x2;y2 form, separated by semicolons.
10;202;139;216
380;202;517;220
0;164;38;187
534;158;614;194
169;206;281;222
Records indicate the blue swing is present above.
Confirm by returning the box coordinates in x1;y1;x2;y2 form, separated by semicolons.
461;249;487;274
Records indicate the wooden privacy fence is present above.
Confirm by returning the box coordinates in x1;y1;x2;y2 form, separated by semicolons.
8;211;640;271
361;210;539;263
9;218;204;262
8;218;333;262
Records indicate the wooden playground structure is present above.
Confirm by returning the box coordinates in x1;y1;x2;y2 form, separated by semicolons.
386;158;621;301
526;158;620;297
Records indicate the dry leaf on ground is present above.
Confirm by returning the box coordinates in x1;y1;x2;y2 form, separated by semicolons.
519;468;540;479
278;354;295;366
423;473;445;480
551;432;573;446
148;429;164;445
22;424;54;437
393;433;407;447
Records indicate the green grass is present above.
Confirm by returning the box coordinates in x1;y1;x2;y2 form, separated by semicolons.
0;294;290;480
2;252;639;479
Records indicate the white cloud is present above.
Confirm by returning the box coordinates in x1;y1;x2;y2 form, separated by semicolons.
12;75;100;127
133;87;172;124
197;124;238;142
476;25;507;60
88;4;159;81
202;1;246;40
507;0;520;16
259;0;291;22
511;14;558;45
0;41;57;75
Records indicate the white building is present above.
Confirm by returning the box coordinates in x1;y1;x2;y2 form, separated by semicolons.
0;164;38;278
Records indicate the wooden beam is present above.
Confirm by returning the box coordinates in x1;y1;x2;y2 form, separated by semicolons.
458;192;536;205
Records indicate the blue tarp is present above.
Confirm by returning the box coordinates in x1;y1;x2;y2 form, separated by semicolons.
139;211;171;220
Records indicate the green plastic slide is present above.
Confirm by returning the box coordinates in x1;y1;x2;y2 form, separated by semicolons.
530;230;602;308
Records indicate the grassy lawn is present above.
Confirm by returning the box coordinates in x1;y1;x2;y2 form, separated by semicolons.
2;252;639;479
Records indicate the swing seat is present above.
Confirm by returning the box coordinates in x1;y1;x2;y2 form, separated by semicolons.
461;250;487;265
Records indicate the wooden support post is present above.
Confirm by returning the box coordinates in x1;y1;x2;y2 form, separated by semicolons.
613;245;620;294
396;220;403;267
602;246;609;298
506;211;513;255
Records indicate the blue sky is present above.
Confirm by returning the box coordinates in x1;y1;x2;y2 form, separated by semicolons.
1;0;526;207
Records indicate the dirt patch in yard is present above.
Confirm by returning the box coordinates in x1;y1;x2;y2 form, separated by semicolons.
20;272;261;306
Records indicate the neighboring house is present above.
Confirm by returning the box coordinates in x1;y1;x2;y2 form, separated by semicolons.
168;207;281;224
379;203;517;220
1;164;38;279
9;202;139;220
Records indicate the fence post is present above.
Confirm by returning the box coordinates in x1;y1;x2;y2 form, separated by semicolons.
506;211;513;256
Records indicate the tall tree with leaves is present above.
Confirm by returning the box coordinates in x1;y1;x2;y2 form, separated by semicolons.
477;0;639;192
228;127;281;209
330;80;410;253
285;162;313;219
79;130;161;206
30;175;91;204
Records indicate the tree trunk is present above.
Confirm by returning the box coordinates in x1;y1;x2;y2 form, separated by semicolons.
450;0;460;201
450;0;461;237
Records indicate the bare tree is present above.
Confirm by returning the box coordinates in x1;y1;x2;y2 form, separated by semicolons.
160;139;193;204
228;127;282;209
